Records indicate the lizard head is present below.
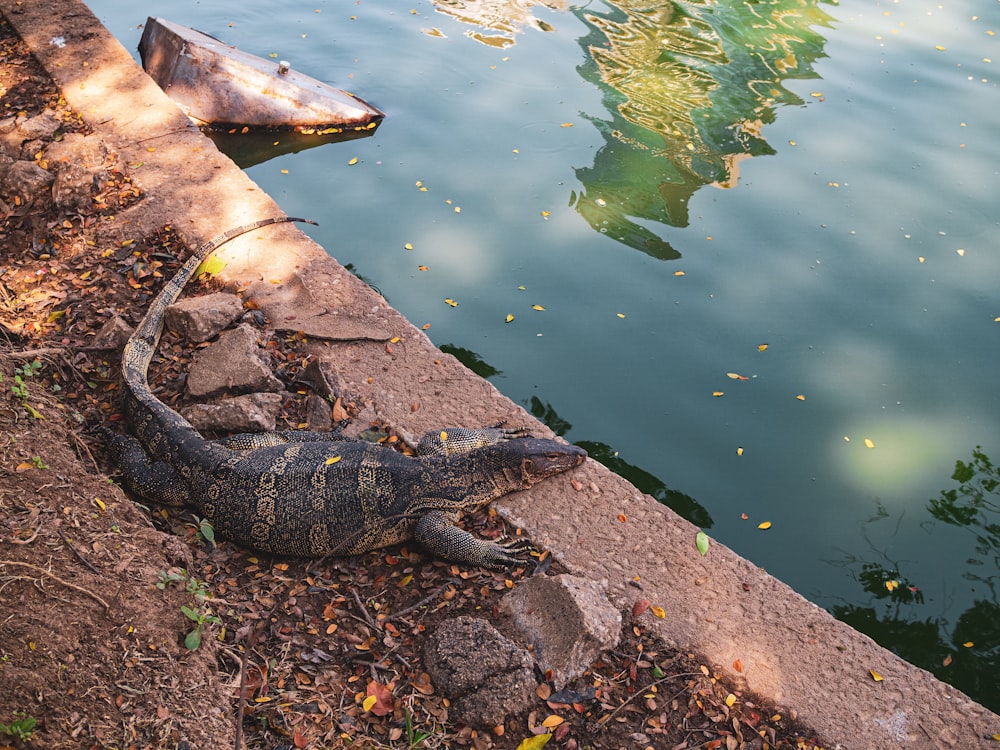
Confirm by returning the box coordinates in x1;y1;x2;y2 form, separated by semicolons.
514;438;587;484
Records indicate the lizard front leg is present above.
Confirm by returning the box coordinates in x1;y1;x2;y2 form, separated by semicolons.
413;510;531;570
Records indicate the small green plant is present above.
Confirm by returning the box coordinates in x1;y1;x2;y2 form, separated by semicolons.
156;569;218;650
11;360;40;399
30;455;48;469
4;360;44;419
180;604;221;650
186;515;217;549
404;708;431;749
0;711;37;742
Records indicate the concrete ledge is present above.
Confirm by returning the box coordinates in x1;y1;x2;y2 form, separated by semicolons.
7;1;996;746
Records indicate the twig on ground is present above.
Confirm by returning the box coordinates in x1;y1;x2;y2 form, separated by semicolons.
1;347;67;362
388;582;450;621
348;587;380;631
57;527;101;575
0;558;109;610
598;671;704;727
234;632;255;750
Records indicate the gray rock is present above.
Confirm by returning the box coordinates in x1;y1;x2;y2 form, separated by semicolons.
51;161;105;211
301;357;353;401
180;392;285;433
304;393;332;431
165;292;244;343
500;574;621;690
44;132;108;169
18;113;61;141
423;616;536;728
1;160;53;200
91;314;133;350
186;324;283;399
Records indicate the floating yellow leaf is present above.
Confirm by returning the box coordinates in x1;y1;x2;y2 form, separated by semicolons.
540;210;550;219
418;265;428;271
727;372;748;380
616;313;625;319
650;605;666;619
712;391;724;397
737;447;744;456
957;248;965;256
935;45;946;51
869;669;884;682
324;456;341;465
280;168;288;174
505;314;515;323
796;394;806;401
348;157;359;165
532;305;545;311
445;298;458;307
674;270;686;277
864;438;875;449
810;91;823;97
560;122;573;128
515;734;552;750
725;693;736;708
404;242;413;250
454;206;461;213
757;521;772;530
362;694;378;712
758;343;769;352
421;323;431;330
885;580;898;592
963;641;974;648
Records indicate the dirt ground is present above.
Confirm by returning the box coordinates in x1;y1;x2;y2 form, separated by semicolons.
0;14;839;750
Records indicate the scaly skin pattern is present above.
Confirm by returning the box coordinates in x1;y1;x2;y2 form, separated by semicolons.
102;218;587;568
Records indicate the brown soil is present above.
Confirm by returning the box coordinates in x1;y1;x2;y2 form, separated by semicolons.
0;14;828;750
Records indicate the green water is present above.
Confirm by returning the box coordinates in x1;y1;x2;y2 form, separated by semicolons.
88;0;1000;709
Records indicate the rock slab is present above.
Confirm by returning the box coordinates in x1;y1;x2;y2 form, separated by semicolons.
186;324;282;399
423;616;536;728
501;574;621;690
165;292;244;343
180;392;285;434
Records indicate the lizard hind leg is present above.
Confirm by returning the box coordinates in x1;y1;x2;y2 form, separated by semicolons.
97;427;190;507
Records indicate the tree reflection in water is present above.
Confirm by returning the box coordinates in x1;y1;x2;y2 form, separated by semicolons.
832;448;1000;711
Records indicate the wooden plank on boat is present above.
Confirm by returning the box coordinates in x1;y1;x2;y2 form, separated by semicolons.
138;17;384;133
